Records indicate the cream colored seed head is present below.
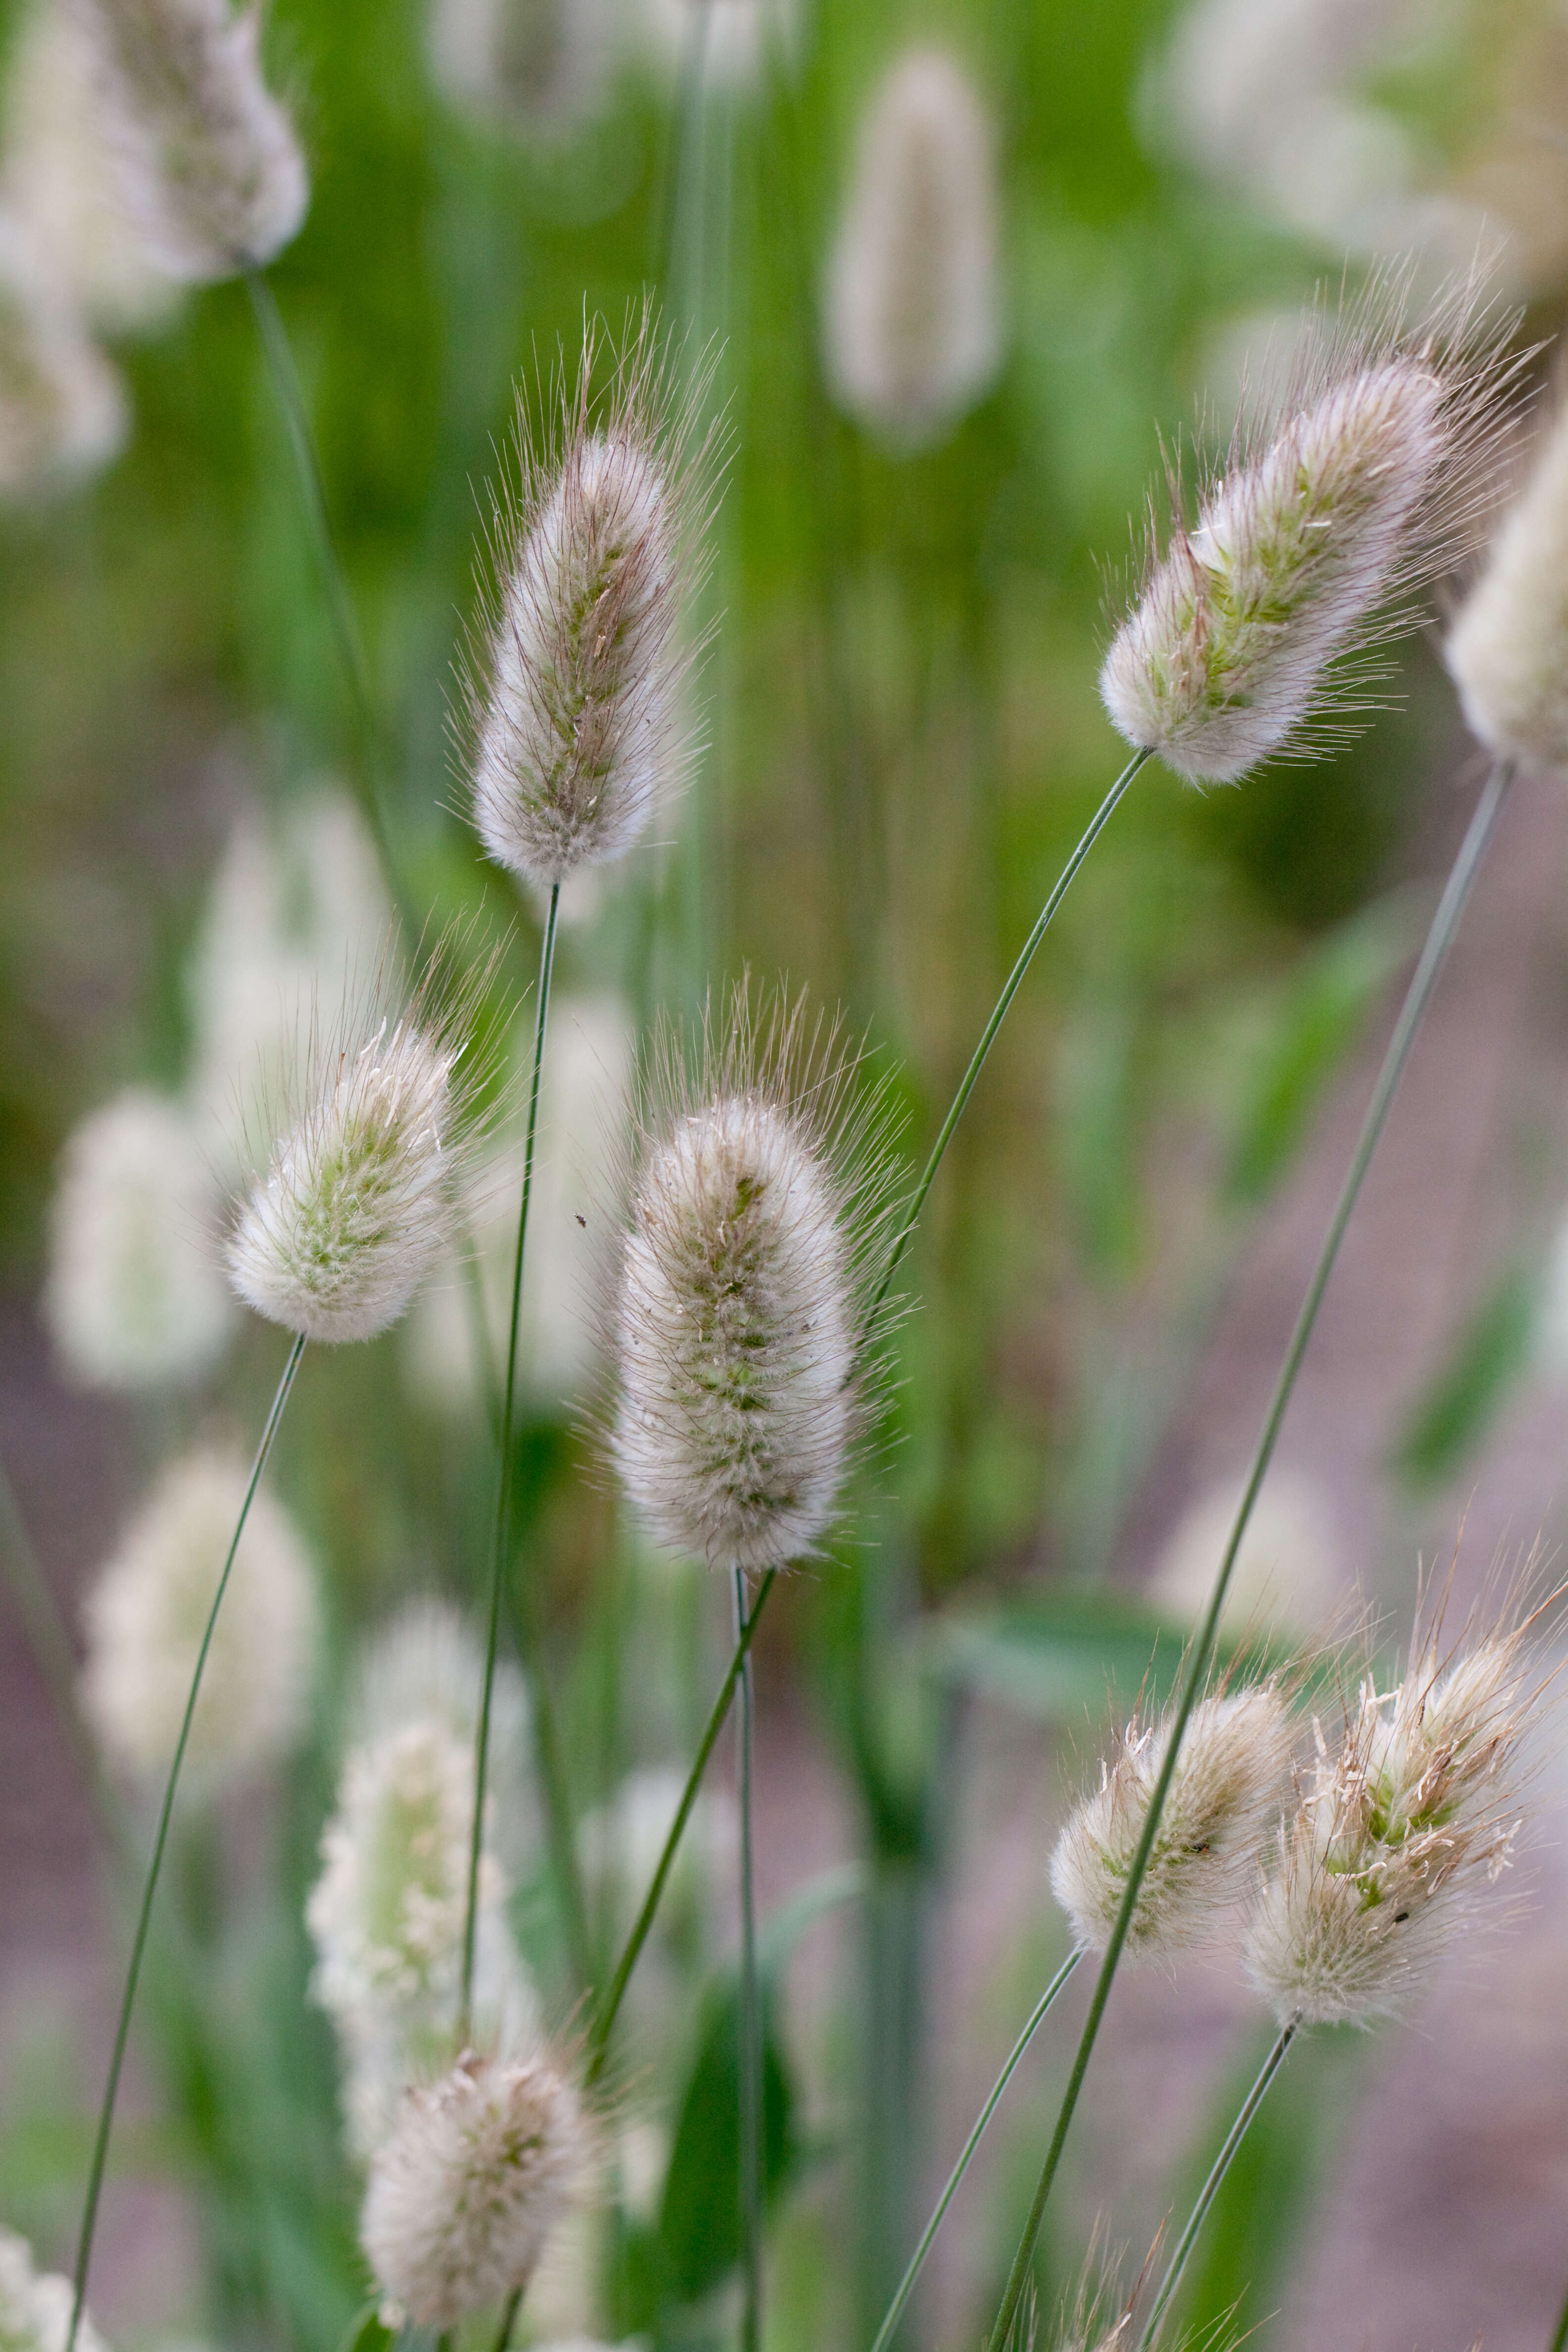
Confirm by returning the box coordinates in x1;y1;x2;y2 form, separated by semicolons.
0;209;125;494
0;2227;109;2352
1446;395;1568;771
1050;1683;1296;1956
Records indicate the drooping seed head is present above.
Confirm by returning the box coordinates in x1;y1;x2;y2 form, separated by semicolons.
69;0;307;282
608;987;899;1573
824;46;1002;451
1244;1605;1543;2026
1101;278;1521;784
80;1447;318;1790
0;2228;108;2352
224;943;495;1345
1050;1680;1296;1957
0;209;125;494
466;307;719;888
1445;391;1568;771
361;2048;590;2328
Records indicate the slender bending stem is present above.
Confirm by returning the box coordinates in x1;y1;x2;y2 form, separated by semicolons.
733;1566;762;2352
868;1946;1083;2352
871;750;1148;1320
1549;2280;1568;2352
982;755;1516;2352
491;2286;524;2352
586;1565;779;2088
463;883;588;2013
66;1331;306;2352
1136;2019;1298;2350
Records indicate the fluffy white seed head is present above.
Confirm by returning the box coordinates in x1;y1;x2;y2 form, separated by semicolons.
69;0;307;282
1445;392;1568;771
225;948;493;1345
361;2049;590;2329
466;311;717;888
81;1448;318;1790
1101;281;1521;784
1150;1470;1341;1643
825;48;1001;451
609;990;898;1574
0;209;125;494
45;1087;234;1390
428;0;615;138
1050;1682;1296;1957
0;2229;108;2352
1244;1616;1539;2026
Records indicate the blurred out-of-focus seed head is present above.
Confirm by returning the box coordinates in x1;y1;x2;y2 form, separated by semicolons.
1051;1682;1296;1956
1100;278;1522;784
1245;1609;1541;2025
1150;1468;1342;1644
45;1086;233;1391
466;307;718;890
1445;392;1568;772
0;211;125;492
70;0;307;283
638;0;795;92
428;0;615;139
0;2228;108;2352
824;46;1001;451
361;2048;590;2329
81;1448;319;1790
609;985;899;1575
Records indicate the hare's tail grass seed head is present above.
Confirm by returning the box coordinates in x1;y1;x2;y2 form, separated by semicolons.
464;302;724;890
1244;1586;1550;2026
0;2229;109;2352
1050;1676;1297;1958
361;2046;591;2329
608;981;902;1575
224;933;502;1346
1446;384;1568;770
70;0;308;284
1100;271;1523;785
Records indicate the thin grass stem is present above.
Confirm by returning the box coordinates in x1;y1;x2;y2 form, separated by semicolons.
981;754;1517;2352
66;1329;307;2352
1136;2018;1298;2350
867;1945;1083;2352
491;2285;524;2352
1550;2280;1568;2352
586;1564;779;2089
734;1564;762;2352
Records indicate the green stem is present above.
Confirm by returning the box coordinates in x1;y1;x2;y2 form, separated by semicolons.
871;750;1149;1322
491;2286;524;2352
66;1330;306;2352
1549;2279;1568;2352
734;1565;762;2352
1136;2018;1298;2350
585;1565;778;2089
982;754;1516;2352
867;1945;1083;2352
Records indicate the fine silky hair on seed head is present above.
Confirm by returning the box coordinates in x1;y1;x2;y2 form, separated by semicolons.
1099;269;1523;785
223;931;503;1346
1050;1675;1297;1957
1445;384;1568;771
606;981;902;1574
1243;1576;1550;2027
463;301;724;888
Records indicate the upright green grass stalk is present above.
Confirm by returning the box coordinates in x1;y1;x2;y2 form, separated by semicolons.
66;1330;307;2352
1549;2279;1568;2352
734;1565;762;2352
982;756;1517;2352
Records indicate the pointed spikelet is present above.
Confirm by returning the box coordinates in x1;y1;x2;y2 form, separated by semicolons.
1100;278;1521;784
223;941;497;1346
465;306;719;889
608;985;900;1574
824;47;1001;451
1050;1680;1296;1957
80;1447;318;1790
1244;1597;1545;2026
69;0;307;283
0;2227;109;2352
361;2047;591;2328
1445;391;1568;771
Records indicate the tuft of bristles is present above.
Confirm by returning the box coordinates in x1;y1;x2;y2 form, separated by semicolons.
361;2047;590;2328
1050;1680;1297;1958
1445;388;1568;772
1100;275;1523;785
69;0;307;283
607;985;901;1574
823;46;1001;451
1244;1595;1546;2027
465;306;721;889
224;940;498;1346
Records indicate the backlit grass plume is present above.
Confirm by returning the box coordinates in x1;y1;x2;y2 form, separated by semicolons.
1100;280;1519;784
224;944;496;1346
361;2047;590;2328
1245;1602;1544;2026
70;0;307;282
609;986;899;1573
1446;389;1568;772
1051;1681;1296;1957
465;307;718;889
